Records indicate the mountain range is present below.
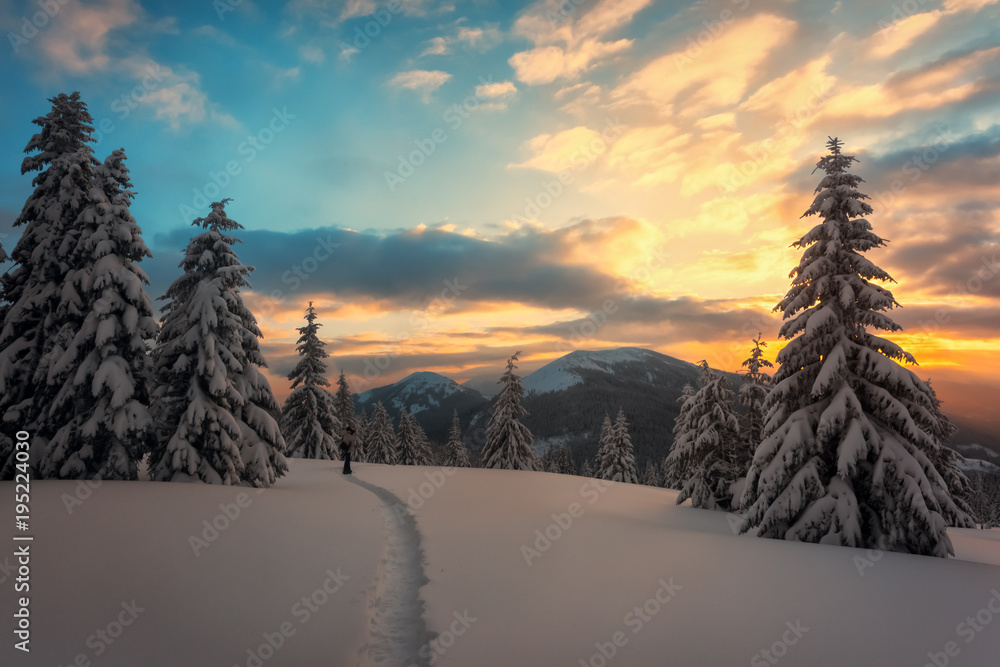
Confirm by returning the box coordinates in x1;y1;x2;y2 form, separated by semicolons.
354;347;999;471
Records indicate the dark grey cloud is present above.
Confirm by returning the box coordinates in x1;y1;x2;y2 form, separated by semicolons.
145;218;637;313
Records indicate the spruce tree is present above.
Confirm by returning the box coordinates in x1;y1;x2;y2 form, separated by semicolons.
335;370;356;431
664;362;740;510
280;303;340;460
739;138;969;556
354;408;369;463
149;200;287;486
443;410;471;467
365;402;396;464
642;460;662;487
580;458;594;478
481;352;536;470
597;408;639;483
0;92;100;478
595;414;613;473
663;383;696;489
555;446;576;475
396;410;433;465
40;149;158;479
737;334;773;474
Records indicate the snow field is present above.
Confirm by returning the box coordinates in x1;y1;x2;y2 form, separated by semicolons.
3;459;1000;666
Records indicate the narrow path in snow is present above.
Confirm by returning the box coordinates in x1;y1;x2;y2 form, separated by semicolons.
346;474;432;667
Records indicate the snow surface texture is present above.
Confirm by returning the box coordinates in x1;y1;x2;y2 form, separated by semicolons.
3;461;999;666
522;347;681;395
346;474;432;667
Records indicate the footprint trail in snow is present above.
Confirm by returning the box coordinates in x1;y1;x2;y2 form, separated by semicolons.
346;474;433;667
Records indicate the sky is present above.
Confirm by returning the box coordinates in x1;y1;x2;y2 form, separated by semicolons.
0;0;998;429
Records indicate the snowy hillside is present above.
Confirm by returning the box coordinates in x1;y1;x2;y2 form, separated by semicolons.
3;461;998;666
356;371;490;442
522;347;691;395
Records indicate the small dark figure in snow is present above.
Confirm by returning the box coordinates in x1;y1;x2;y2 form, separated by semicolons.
340;426;356;475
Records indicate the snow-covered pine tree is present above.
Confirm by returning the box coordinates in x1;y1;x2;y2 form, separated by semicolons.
40;149;158;480
642;461;662;487
737;334;773;474
915;380;974;528
0;92;100;479
354;408;369;463
596;408;639;483
481;352;536;470
555;446;576;475
335;370;356;431
412;414;435;465
663;383;696;489
443;410;471;467
365;402;396;464
396;410;433;465
595;414;613;472
580;458;594;478
739;138;969;556
664;362;740;510
149;200;287;486
280;302;340;460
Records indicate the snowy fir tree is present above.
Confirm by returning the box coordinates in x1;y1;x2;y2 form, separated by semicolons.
481;352;537;471
914;381;974;528
665;362;741;510
396;410;433;466
149;200;287;487
413;417;435;465
737;334;773;472
663;383;697;489
39;149;158;480
554;446;576;475
580;458;594;478
595;414;614;472
0;92;101;478
335;370;356;432
739;138;970;556
443;410;471;467
597;409;639;483
365;402;396;464
280;303;340;460
642;461;662;487
354;408;369;463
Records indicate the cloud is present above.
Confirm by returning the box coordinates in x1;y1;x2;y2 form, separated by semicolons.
387;69;451;101
419;36;450;57
119;56;238;129
456;24;502;51
509;126;609;172
299;45;326;63
610;13;798;117
508;0;652;85
867;11;944;59
35;0;139;73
